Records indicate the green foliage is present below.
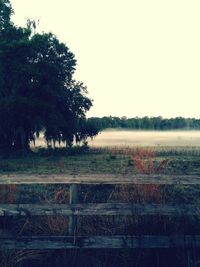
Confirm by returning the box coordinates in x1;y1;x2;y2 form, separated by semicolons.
0;1;99;151
0;0;12;31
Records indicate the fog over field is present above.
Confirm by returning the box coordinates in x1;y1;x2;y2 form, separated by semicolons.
89;130;200;147
33;130;200;148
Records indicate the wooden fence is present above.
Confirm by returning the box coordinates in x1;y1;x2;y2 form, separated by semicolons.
0;174;200;249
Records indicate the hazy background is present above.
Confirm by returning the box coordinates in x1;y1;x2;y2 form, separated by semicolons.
10;0;200;118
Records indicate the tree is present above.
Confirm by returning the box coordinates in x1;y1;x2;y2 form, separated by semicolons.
0;0;97;151
0;0;12;30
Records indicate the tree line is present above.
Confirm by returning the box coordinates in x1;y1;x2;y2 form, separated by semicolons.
88;116;200;131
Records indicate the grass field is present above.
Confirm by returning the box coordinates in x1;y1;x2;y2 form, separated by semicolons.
1;137;200;266
0;146;200;175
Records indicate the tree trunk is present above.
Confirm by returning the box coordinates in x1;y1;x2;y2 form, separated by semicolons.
14;129;30;151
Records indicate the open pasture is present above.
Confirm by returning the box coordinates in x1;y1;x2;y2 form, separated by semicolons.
89;130;200;147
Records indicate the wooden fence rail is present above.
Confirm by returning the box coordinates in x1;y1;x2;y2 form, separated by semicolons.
0;174;200;250
0;203;200;217
1;235;200;249
0;174;200;184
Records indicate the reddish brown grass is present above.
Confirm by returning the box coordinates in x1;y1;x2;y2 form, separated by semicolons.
116;148;168;203
131;148;168;174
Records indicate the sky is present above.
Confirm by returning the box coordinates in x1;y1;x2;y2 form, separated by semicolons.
10;0;200;118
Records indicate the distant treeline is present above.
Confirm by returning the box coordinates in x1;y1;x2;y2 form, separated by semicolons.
88;116;200;131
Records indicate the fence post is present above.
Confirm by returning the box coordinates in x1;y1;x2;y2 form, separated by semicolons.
68;184;78;235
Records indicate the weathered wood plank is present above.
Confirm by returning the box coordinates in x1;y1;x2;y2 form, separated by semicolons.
1;235;200;249
0;203;199;216
68;184;78;235
0;174;200;185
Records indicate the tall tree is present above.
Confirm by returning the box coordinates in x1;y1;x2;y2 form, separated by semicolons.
0;0;97;151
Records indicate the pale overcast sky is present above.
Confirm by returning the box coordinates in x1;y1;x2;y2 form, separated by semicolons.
10;0;200;118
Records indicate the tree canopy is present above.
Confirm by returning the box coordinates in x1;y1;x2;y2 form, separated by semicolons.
0;0;98;151
0;0;12;30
